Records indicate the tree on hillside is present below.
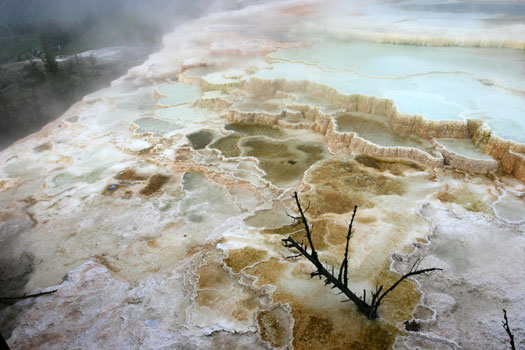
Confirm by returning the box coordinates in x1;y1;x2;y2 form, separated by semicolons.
41;48;58;75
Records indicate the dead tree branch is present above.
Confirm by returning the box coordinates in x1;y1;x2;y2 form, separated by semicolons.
367;259;441;319
0;289;57;304
502;309;516;350
282;191;442;319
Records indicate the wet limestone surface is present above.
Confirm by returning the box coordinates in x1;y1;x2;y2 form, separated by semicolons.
139;174;170;196
156;83;202;107
209;133;243;157
240;137;327;187
302;158;406;216
492;190;525;223
194;251;263;327
225;123;286;139
336;112;435;154
436;184;492;214
244;200;292;229
256;305;292;348
435;138;493;160
266;40;525;142
210;122;299;162
133;117;183;136
186;129;216;150
224;247;268;273
395;202;525;350
354;155;427;176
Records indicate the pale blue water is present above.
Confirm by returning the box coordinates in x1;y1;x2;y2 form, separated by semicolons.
157;83;202;106
255;40;525;142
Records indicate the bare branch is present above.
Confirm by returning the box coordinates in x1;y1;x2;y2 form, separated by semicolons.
285;211;301;222
0;289;57;304
502;309;516;350
282;234;370;315
371;266;442;315
340;206;357;287
292;192;317;259
304;200;311;213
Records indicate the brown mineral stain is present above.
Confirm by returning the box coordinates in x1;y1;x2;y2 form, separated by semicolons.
308;190;370;217
289;224;329;251
261;223;301;235
145;238;159;248
33;142;53;153
436;185;490;213
240;137;326;186
209;133;242;158
313;219;348;246
161;219;185;233
225;122;285;138
245;257;288;287
195;289;222;307
197;260;232;290
140;174;170;196
355;154;426;175
231;305;251;321
436;190;453;203
224;247;268;273
303;159;405;217
93;254;121;273
186;129;215;150
355;215;378;224
257;305;292;348
33;332;66;346
272;291;400;350
195;254;261;322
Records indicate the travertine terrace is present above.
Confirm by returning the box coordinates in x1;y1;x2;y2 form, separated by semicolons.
1;1;524;349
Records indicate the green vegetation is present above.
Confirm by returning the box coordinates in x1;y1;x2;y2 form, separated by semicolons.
0;34;39;62
0;12;163;64
42;49;58;75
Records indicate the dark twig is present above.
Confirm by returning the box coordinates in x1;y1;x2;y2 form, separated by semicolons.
368;261;442;317
502;309;516;350
0;289;57;304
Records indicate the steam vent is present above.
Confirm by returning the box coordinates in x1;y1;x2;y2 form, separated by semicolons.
1;1;524;349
